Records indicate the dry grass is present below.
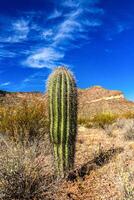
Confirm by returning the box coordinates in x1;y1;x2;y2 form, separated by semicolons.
78;117;92;128
116;119;134;141
0;99;134;199
0;98;49;144
78;112;118;130
122;111;134;119
123;119;134;141
91;112;118;129
52;120;134;199
0;99;56;199
0;134;55;200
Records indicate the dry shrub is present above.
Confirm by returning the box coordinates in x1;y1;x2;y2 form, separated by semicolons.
122;119;134;141
0;98;49;144
0;135;55;200
78;117;92;128
0;98;64;200
78;117;88;125
0;97;56;199
116;118;127;129
91;112;117;129
78;112;118;130
120;169;134;200
0;97;61;200
122;111;134;119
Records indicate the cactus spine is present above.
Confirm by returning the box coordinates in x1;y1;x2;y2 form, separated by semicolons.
48;67;77;178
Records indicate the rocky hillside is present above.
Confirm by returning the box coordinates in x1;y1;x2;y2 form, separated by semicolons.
0;90;42;104
1;86;134;116
78;86;134;117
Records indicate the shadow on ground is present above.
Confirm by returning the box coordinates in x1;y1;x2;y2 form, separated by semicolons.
67;147;124;181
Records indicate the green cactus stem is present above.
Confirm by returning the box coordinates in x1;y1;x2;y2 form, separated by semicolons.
47;67;77;178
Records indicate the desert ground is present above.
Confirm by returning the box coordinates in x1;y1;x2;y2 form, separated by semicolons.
0;89;134;200
54;122;134;200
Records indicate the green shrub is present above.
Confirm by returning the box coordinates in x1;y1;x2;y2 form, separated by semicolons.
91;112;117;129
78;113;117;129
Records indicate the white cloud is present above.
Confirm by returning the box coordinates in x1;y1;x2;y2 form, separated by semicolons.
48;9;62;19
53;7;102;45
24;47;64;68
0;82;11;86
8;19;29;43
53;18;82;43
0;0;104;70
13;19;29;33
0;0;103;68
0;19;30;43
24;0;102;68
42;29;54;40
0;19;32;59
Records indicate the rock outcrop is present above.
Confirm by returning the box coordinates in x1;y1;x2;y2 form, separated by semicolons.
78;86;134;117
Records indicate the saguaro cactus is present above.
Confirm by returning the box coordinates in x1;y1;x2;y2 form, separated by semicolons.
47;67;77;178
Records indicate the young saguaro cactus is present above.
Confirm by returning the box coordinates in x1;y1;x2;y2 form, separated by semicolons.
47;67;77;178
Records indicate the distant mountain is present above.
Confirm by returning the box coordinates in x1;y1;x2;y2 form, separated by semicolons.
0;90;42;104
78;86;134;117
0;86;134;116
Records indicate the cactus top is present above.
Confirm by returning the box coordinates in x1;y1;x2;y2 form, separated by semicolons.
47;66;76;86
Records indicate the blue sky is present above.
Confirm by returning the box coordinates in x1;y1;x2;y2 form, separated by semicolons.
0;0;134;100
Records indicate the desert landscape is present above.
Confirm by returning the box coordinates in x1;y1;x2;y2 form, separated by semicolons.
0;81;134;200
0;1;134;199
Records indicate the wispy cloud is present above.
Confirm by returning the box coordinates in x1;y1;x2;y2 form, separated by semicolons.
24;0;103;68
0;19;30;43
0;13;44;60
10;19;29;42
41;29;54;40
0;0;103;69
24;47;64;69
0;82;11;87
48;9;62;19
0;18;31;60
